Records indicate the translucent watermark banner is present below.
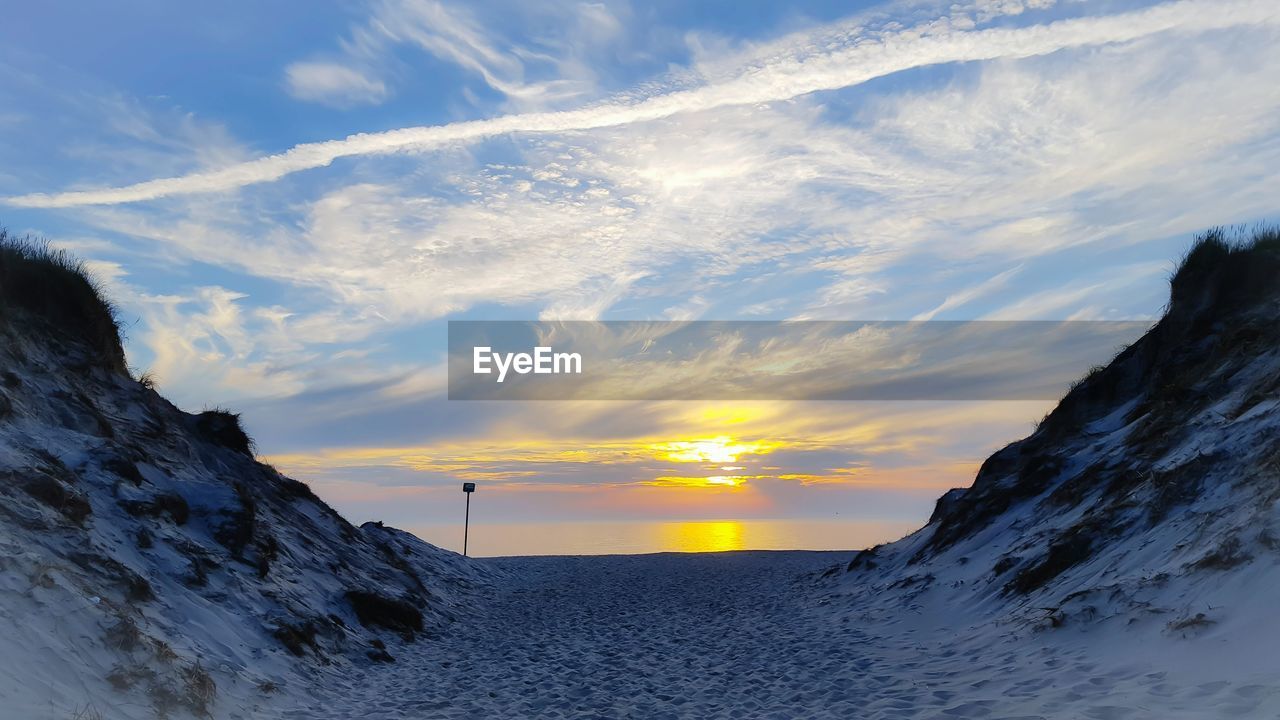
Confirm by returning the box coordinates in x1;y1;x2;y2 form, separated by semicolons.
447;321;1150;401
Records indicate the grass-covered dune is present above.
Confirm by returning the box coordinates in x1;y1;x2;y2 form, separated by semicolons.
0;229;127;374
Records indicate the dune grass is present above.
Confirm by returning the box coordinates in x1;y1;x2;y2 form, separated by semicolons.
0;229;127;373
1169;225;1280;315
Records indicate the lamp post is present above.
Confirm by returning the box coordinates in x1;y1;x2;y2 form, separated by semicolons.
462;482;476;556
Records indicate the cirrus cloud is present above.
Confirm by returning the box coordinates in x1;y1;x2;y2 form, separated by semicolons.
8;0;1279;209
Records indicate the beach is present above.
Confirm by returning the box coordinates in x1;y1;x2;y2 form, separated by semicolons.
281;551;1278;719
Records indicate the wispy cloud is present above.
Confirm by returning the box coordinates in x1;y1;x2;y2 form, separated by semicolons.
913;265;1023;321
6;0;1279;533
359;0;599;103
282;0;622;110
65;7;1280;393
982;261;1169;320
10;0;1277;208
284;62;389;107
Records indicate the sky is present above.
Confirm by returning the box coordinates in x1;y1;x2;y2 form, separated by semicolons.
2;0;1278;544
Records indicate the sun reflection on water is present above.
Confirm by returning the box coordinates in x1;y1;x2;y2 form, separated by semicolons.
656;521;745;553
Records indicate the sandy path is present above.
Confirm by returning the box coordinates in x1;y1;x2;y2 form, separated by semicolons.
283;551;1279;719
288;551;867;719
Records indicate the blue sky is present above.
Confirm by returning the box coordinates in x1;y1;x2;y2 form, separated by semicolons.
2;0;1278;532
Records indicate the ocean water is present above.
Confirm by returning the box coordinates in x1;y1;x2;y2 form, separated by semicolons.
406;519;921;557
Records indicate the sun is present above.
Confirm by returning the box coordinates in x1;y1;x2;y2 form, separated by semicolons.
651;435;776;464
647;435;779;488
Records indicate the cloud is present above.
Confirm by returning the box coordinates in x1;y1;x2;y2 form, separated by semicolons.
20;0;1280;428
10;0;1278;208
70;12;1280;375
913;265;1023;321
982;261;1169;320
121;284;313;402
361;0;594;103
260;398;1039;484
282;0;622;112
284;61;389;107
9;0;1280;533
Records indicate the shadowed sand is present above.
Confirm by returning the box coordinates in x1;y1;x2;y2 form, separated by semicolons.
283;551;1277;719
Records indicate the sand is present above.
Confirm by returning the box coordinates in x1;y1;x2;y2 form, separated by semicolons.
277;550;1280;719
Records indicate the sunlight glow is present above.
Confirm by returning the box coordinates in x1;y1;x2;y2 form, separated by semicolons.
649;475;751;489
690;405;777;426
651;436;778;464
657;521;745;553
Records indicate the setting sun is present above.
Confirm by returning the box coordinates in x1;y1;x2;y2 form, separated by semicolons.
651;436;777;464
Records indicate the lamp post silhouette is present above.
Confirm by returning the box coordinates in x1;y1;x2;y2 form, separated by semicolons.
462;482;476;556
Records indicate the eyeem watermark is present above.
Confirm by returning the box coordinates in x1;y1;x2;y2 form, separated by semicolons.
473;346;582;383
448;320;1151;401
